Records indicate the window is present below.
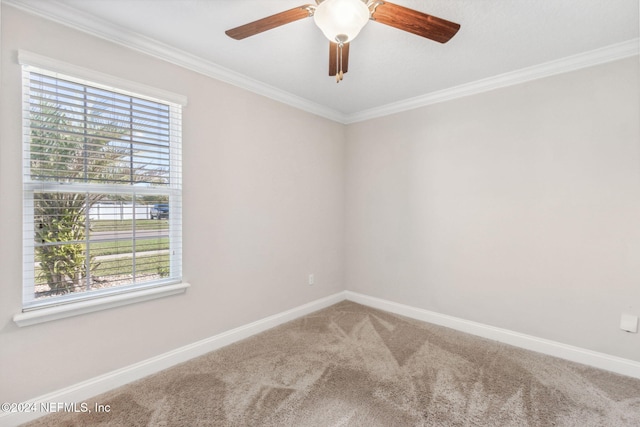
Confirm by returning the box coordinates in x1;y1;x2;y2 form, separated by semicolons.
20;54;185;315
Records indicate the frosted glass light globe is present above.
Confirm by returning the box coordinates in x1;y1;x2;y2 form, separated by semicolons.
313;0;371;43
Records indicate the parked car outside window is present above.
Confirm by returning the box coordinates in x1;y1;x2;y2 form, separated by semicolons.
150;203;169;219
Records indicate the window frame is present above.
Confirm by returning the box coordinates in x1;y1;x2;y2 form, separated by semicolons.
15;51;189;326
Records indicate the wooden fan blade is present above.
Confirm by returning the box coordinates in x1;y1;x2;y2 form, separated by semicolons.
371;2;460;43
225;5;312;40
329;42;349;76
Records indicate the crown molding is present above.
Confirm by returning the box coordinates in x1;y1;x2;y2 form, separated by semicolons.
3;0;638;125
344;38;640;124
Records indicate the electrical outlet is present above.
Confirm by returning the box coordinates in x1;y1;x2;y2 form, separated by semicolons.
620;313;638;333
308;274;314;286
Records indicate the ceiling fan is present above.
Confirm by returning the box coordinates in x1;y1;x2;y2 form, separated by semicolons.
225;0;461;83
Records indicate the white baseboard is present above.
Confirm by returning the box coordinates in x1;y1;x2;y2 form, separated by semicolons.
345;291;640;380
0;291;347;427
4;290;639;426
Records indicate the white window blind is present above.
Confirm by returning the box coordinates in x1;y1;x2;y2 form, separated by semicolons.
22;63;183;311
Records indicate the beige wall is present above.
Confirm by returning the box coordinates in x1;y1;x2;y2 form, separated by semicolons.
345;56;640;361
0;6;345;403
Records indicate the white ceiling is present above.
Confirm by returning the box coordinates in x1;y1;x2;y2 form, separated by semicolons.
5;0;640;121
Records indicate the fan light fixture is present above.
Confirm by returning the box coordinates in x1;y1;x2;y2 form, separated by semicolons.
225;1;461;83
313;0;371;43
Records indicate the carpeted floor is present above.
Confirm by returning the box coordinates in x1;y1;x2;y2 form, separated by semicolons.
25;301;640;426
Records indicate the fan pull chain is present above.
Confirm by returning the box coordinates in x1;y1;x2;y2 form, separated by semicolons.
336;42;344;83
336;42;339;83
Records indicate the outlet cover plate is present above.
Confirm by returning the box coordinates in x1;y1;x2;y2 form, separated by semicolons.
620;313;638;333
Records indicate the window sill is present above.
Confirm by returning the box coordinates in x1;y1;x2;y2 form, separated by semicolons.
13;282;190;327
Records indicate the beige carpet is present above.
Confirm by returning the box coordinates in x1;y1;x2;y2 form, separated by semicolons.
25;301;640;426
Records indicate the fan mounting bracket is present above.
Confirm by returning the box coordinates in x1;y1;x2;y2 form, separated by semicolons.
367;1;385;18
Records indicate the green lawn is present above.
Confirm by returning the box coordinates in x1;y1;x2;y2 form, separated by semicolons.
90;219;169;232
35;253;169;286
93;253;169;278
89;237;169;256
